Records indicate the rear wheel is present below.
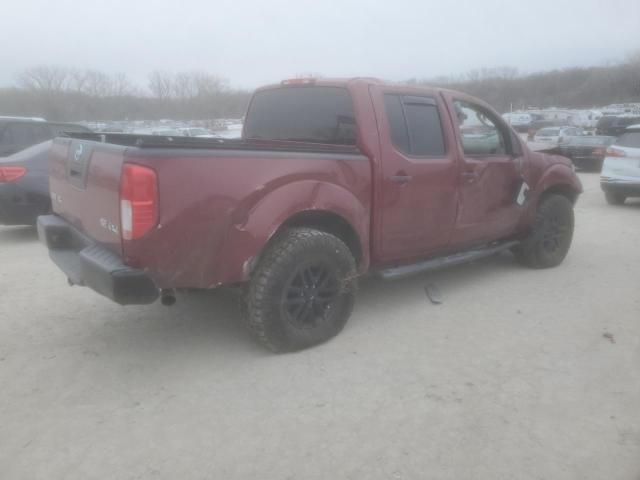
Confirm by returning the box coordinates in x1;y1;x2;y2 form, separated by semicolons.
246;228;357;352
513;194;574;269
605;191;626;205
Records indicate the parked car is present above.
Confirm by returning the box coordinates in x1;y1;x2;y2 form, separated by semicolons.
178;127;219;138
132;128;183;136
600;124;640;204
0;118;92;157
37;78;581;352
596;115;640;136
534;126;582;146
552;135;615;171
0;141;52;225
502;113;533;132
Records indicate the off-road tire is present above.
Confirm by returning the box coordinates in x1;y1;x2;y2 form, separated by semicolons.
246;228;357;352
605;191;626;205
513;194;574;269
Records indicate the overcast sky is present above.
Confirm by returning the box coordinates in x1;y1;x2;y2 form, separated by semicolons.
1;0;639;90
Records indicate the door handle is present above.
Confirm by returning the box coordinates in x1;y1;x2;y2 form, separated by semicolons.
461;172;478;184
390;174;412;184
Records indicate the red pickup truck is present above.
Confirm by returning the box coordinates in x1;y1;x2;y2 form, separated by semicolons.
38;78;582;351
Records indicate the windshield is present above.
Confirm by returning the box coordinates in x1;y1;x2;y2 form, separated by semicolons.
243;86;357;145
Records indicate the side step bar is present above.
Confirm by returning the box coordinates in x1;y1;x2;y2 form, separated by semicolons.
378;241;519;280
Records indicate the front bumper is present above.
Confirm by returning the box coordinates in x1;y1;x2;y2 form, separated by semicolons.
37;215;159;305
0;184;50;226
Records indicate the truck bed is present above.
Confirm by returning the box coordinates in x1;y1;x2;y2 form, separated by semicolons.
47;134;371;290
64;132;362;155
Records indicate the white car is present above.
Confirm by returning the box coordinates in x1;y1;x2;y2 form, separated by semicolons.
534;126;583;146
600;124;640;205
178;127;218;138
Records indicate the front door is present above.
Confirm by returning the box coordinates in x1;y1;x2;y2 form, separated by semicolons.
372;88;459;263
444;96;525;247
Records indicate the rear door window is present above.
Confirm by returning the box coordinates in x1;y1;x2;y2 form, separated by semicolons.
383;94;446;157
243;86;357;145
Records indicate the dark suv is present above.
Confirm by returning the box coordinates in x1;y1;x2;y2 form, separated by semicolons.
0;118;92;157
596;115;640;136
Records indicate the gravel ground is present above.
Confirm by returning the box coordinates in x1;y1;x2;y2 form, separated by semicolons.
1;172;639;480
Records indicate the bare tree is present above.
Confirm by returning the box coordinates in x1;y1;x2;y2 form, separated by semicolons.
17;65;72;92
111;73;135;97
148;71;174;99
192;72;226;97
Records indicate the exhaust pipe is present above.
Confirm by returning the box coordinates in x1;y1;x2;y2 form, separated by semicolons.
160;289;177;306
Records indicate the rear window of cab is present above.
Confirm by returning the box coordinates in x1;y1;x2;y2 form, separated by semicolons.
243;86;357;145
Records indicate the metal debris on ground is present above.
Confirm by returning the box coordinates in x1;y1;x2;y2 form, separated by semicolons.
424;284;443;305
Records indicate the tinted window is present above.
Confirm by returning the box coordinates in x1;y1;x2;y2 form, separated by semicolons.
244;86;357;145
383;94;410;153
454;100;507;155
404;101;446;156
383;94;445;156
616;132;640;148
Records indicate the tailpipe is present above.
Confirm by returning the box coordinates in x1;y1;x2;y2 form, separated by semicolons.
160;289;177;307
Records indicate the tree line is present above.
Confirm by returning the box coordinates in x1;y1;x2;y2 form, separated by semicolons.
0;55;638;122
410;53;640;112
0;67;252;121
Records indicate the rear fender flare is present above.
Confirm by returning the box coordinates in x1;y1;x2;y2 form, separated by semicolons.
217;180;370;284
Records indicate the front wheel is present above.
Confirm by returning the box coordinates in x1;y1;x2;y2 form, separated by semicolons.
246;228;357;352
513;194;574;269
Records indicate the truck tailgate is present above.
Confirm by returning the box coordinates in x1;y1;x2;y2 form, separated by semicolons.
49;138;125;255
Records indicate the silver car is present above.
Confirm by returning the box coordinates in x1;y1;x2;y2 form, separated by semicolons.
600;124;640;205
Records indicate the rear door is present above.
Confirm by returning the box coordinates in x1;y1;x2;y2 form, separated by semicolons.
371;87;459;262
443;95;525;247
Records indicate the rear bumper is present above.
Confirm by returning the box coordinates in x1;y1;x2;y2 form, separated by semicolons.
37;215;159;305
600;180;640;197
0;184;50;226
570;156;602;169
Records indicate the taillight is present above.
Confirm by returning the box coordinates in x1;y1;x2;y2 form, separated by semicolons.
606;147;626;157
120;164;158;240
0;166;27;183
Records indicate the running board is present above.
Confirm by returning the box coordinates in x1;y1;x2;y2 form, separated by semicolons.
377;241;519;280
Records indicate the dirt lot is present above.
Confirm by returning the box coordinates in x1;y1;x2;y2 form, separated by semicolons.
1;172;639;480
